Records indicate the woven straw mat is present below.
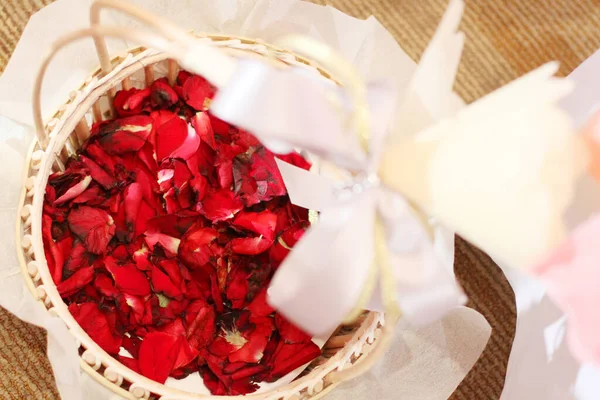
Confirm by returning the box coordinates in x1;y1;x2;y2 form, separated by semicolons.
2;0;600;399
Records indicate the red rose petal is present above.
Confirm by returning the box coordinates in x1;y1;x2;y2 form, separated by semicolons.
228;317;273;364
53;176;92;205
57;266;94;297
178;225;218;269
233;210;278;241
105;258;151;296
139;331;182;383
191;112;216;149
230;364;269;381
151;264;182;298
185;300;216;350
64;241;88;275
275;314;312;343
151;78;179;109
156;116;200;161
197;189;243;222
201;367;227;395
114;88;151;117
69;303;122;354
246;289;275;318
269;341;320;380
67;206;116;254
119;356;141;373
122;335;142;358
276;152;312;171
229;236;273;255
135;200;157;238
123;293;148;325
94;274;119;298
132;245;152;271
182;75;215;110
97;115;153;155
72;185;105;205
80;155;116;189
270;222;308;266
144;231;181;257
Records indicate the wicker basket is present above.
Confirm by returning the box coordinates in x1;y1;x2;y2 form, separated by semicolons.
16;1;385;399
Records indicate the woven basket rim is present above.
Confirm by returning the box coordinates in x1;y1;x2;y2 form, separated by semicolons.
18;33;384;400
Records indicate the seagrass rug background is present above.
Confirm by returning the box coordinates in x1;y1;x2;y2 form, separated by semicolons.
1;0;599;399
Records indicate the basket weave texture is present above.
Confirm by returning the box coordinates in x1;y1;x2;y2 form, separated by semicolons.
3;0;600;399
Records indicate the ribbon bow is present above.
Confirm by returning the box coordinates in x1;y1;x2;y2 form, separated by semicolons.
210;0;586;336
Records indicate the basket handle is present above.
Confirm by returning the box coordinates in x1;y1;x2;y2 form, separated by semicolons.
90;0;194;77
32;25;190;148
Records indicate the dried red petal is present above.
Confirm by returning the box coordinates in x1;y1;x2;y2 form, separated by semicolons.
67;206;116;254
233;210;278;241
178;225;218;269
182;75;215;110
191;112;216;149
69;303;122;354
80;155;116;189
185;300;216;350
275;314;312;343
269;341;320;380
54;175;92;205
144;232;181;257
246;289;275;317
105;258;151;296
122;335;142;358
226;262;250;309
114;88;151;117
201;367;227;395
94;274;119;298
276;152;312;171
208;113;231;136
197;189;243;222
270;222;308;266
132;245;152;271
96;115;153;155
229;236;273;255
151;264;182;298
139;331;182;383
57;266;94;297
119;356;141;373
64;241;88;275
228;317;273;364
230;364;268;381
151;78;179;109
72;185;105;205
124;183;143;237
123;293;149;325
135;200;157;238
156;115;200;161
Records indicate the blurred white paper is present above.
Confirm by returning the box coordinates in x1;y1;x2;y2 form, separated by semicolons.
0;0;489;399
329;307;491;400
499;48;600;400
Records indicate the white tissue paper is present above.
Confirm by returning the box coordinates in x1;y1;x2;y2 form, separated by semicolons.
0;0;490;399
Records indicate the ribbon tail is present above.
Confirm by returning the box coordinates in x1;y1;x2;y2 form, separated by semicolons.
368;191;465;325
275;158;337;211
381;63;587;269
267;195;375;337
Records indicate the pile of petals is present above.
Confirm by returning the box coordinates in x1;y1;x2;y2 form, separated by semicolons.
42;71;320;395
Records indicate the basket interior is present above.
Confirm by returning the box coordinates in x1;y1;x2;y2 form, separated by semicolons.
19;38;384;400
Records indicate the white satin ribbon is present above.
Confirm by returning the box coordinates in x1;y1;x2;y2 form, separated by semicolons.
210;0;585;335
212;66;464;336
